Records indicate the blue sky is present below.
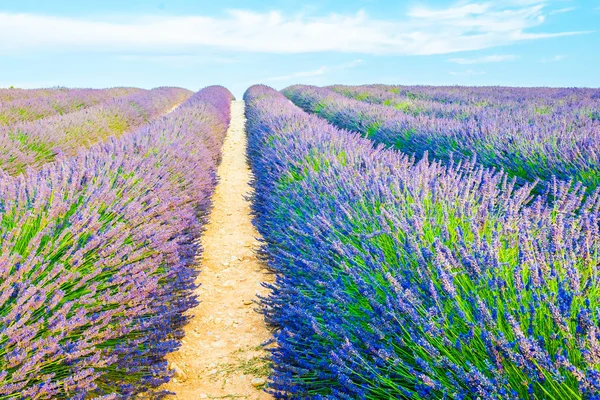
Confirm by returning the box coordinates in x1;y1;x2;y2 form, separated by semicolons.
0;0;598;97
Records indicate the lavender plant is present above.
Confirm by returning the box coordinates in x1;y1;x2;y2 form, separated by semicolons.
0;87;144;126
0;87;192;175
329;84;600;110
0;85;233;398
284;85;600;194
245;85;600;399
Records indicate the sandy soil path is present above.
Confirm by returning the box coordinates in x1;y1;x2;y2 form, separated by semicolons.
161;100;274;399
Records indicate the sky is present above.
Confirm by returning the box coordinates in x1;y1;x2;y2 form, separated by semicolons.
0;0;598;97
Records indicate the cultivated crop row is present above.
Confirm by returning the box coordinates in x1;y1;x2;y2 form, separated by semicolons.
284;85;600;193
0;87;138;104
329;84;600;109
0;86;233;399
0;87;145;126
245;85;600;399
0;87;192;175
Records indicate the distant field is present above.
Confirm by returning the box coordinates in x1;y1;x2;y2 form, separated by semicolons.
1;84;599;399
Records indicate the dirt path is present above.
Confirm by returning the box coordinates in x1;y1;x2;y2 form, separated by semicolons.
161;101;274;399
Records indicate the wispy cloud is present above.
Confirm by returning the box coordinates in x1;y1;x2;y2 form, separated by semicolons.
407;3;491;19
0;2;592;56
262;59;363;82
449;54;518;64
539;55;567;63
449;69;487;76
549;7;576;15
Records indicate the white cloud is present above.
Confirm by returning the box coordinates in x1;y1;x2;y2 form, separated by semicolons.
262;59;363;82
340;59;365;68
0;3;592;56
539;55;567;63
449;69;487;76
549;7;576;15
407;3;491;19
449;54;518;64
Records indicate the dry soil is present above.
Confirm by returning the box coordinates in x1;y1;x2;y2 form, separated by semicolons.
161;100;274;400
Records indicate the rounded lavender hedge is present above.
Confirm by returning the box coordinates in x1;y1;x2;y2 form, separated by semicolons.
245;85;600;399
0;86;233;398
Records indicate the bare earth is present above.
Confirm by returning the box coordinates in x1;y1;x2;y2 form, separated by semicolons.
161;100;274;399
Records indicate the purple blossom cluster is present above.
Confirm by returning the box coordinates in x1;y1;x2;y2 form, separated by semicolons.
0;87;144;126
0;87;193;175
284;84;600;193
0;85;233;398
245;85;600;399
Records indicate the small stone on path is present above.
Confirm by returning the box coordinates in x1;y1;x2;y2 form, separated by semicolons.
251;377;266;387
170;361;187;382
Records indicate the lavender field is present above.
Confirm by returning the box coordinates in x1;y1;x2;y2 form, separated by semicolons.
0;85;233;398
284;84;600;193
1;83;599;399
248;85;600;399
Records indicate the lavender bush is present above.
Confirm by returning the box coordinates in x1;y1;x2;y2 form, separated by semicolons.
0;87;144;126
284;85;600;193
0;87;192;175
0;85;233;398
245;85;600;399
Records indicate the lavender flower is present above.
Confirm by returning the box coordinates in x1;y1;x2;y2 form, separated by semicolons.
245;85;600;399
0;86;233;398
285;84;600;194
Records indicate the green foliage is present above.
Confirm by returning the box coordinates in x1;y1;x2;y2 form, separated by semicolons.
535;106;551;115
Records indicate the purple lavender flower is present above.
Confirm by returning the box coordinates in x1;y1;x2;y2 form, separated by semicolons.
245;84;600;399
0;86;233;398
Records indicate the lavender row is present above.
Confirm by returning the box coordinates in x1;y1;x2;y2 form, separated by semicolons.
0;87;135;103
284;85;600;193
329;84;600;122
0;87;144;126
0;85;233;399
245;85;600;399
0;87;122;106
0;87;192;176
330;84;600;109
